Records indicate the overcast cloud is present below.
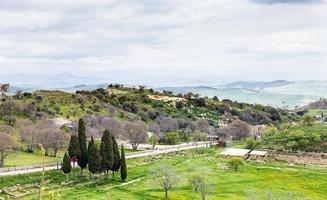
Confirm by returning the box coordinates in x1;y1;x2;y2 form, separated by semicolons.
0;0;327;83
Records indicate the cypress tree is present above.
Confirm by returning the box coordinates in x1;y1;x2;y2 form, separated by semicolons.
78;118;88;175
88;136;95;154
62;152;72;181
88;140;101;176
100;129;114;179
111;135;121;179
68;135;81;169
120;145;127;181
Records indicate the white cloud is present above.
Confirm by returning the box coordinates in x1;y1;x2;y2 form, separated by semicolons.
0;0;327;83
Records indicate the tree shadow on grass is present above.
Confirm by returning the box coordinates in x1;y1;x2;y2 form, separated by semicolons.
115;187;169;200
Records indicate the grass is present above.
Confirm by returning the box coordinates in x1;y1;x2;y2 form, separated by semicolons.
307;109;327;117
4;151;62;167
1;148;326;200
4;149;137;168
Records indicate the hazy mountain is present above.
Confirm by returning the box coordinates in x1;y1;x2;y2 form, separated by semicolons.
3;73;327;108
0;73;102;88
221;80;292;90
158;80;327;108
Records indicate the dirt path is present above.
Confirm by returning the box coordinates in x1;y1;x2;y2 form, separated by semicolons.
108;177;146;189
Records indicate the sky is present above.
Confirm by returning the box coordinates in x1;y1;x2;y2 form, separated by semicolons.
0;0;327;85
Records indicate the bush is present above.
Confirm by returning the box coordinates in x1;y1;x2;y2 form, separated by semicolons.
165;132;179;145
244;137;258;150
175;101;184;110
228;158;244;172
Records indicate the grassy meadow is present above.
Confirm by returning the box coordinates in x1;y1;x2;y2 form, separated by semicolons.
1;148;326;200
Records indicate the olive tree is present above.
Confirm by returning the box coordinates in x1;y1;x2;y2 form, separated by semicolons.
151;165;178;199
189;173;209;200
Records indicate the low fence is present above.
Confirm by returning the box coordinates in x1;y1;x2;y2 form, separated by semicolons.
0;162;62;174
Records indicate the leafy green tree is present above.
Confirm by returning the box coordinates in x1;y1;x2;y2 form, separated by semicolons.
77;118;88;175
228;158;244;172
62;152;72;181
120;145;127;181
100;130;114;179
0;83;9;98
88;139;101;176
68;135;81;169
111;135;120;179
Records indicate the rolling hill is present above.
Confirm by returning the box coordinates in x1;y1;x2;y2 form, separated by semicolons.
158;80;327;108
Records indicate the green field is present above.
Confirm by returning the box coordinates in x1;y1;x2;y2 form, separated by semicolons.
4;149;138;168
1;148;326;200
4;151;62;167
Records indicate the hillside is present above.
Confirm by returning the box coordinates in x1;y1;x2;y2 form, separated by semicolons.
1;84;297;127
0;84;298;162
7;79;327;108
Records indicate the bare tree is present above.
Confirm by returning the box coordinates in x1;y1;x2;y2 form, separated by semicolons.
193;119;210;133
102;117;125;138
155;116;179;133
20;120;68;156
151;165;178;199
36;120;69;157
124;121;148;150
192;131;208;143
216;127;232;140
148;123;160;134
48;129;69;157
228;119;251;140
189;173;209;200
19;119;37;152
0;132;16;167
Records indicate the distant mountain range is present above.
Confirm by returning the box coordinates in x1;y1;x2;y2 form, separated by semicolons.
220;80;292;90
0;73;102;88
2;73;327;108
158;80;327;108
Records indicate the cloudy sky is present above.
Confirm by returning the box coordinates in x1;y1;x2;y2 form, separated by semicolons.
0;0;327;85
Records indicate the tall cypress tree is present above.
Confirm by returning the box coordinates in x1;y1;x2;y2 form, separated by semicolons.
88;140;101;176
111;134;121;179
100;129;114;179
120;145;127;181
78;118;88;175
68;135;81;169
88;136;95;154
62;152;72;181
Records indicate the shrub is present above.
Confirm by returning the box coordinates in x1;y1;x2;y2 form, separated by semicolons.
228;158;244;172
165;132;179;145
244;137;258;150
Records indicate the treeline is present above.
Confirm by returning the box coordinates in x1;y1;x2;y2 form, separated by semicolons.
64;119;127;181
305;98;327;109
